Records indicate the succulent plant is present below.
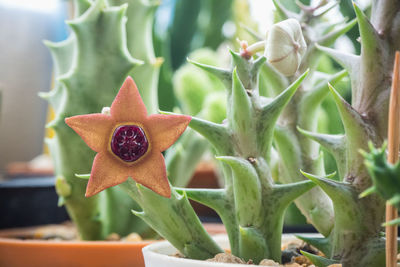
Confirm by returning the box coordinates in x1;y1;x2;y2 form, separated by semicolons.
265;0;355;238
41;0;161;240
269;0;400;266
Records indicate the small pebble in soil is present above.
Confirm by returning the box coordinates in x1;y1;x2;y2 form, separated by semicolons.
33;223;77;240
105;233;120;241
206;253;245;264
259;259;280;266
122;232;142;242
204;239;329;266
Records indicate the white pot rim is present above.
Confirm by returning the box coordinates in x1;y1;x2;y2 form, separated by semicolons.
142;233;322;267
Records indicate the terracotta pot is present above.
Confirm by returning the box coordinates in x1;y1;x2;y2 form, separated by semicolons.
0;223;225;267
0;226;155;267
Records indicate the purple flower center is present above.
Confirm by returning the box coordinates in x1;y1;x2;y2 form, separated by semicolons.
111;125;149;162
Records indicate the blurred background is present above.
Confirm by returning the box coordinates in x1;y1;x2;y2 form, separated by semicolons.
0;0;68;176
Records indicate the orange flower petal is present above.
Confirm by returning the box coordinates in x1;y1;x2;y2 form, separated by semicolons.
110;76;147;122
146;114;191;152
86;152;130;197
129;151;171;198
65;114;113;153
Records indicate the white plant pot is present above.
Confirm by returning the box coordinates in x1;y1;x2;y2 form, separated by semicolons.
143;234;319;267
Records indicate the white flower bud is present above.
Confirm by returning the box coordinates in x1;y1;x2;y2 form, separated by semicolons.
265;18;307;77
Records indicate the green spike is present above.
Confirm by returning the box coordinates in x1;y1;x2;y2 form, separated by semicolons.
384;217;400;226
297;127;346;177
353;2;382;62
45;116;63;131
42;37;75;111
301;250;339;267
299;70;348;135
316;44;360;79
271;0;299;20
175;188;226;211
188;58;232;89
303;69;348;107
261;69;309;121
75;174;91;179
258;69;309;155
189;116;232;154
388;194;400;206
229;52;266;90
313;0;339;18
160;111;232;154
272;180;316;209
131;209;146;218
66;0;104;28
230;68;255;154
328;84;371;167
74;0;92;17
295;235;331;256
251;56;267;78
55;176;72;198
318;19;357;47
217;156;262;227
301;171;364;235
39;85;66;114
230;50;252;88
58;197;66;207
300;171;350;201
43;37;75;77
359;186;377;198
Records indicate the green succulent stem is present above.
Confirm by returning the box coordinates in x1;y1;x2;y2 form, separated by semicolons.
310;1;400;263
183;51;314;263
119;180;223;260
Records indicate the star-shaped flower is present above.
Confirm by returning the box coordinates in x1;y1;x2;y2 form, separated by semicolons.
65;77;191;198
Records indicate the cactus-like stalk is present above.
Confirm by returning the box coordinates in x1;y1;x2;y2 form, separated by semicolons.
264;0;355;237
42;0;159;239
168;52;315;263
293;1;400;266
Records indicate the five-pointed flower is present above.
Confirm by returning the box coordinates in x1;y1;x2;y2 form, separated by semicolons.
65;76;191;198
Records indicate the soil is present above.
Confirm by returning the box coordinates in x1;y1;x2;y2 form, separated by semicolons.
205;239;325;266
